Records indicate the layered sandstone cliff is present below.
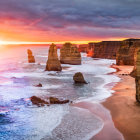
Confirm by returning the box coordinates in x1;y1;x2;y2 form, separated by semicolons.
78;44;88;52
92;41;121;59
46;43;62;71
27;49;35;63
116;39;140;65
60;43;81;65
135;49;140;103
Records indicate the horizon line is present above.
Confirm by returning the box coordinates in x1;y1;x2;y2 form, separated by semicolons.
0;38;129;45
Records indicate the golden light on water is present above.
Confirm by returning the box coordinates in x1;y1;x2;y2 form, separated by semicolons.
0;40;4;45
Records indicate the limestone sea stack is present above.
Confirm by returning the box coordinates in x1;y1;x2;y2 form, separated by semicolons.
73;72;87;84
60;43;81;65
27;49;35;63
46;43;62;71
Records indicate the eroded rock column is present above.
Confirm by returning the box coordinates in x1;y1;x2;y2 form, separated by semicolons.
46;43;62;71
27;49;35;63
60;43;81;65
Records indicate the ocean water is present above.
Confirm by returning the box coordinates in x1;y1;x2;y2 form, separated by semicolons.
0;45;120;140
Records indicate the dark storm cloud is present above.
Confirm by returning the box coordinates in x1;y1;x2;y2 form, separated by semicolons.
0;0;140;39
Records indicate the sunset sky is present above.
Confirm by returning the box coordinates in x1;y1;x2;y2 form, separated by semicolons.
0;0;140;44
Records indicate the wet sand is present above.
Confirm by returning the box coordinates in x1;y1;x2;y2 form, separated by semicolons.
74;65;140;140
102;65;140;140
74;101;124;140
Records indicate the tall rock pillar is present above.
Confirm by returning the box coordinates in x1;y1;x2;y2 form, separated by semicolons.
46;43;62;71
27;49;35;63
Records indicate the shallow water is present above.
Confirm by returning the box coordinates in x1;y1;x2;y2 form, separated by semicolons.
0;45;120;140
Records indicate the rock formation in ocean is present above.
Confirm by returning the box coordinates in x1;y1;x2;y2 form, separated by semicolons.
116;39;140;65
30;96;49;106
92;41;121;59
46;43;62;71
34;83;42;87
60;43;81;65
30;96;70;106
49;97;69;104
73;72;87;84
27;49;35;63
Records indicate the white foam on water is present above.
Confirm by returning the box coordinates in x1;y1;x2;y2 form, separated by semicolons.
0;105;69;140
29;84;62;90
0;47;121;140
0;81;13;86
2;71;70;80
62;58;116;75
50;106;104;140
36;55;48;58
43;84;62;89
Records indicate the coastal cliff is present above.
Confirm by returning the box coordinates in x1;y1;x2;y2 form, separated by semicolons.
60;43;81;65
92;41;121;59
116;39;140;65
78;44;88;52
135;49;140;103
46;43;62;71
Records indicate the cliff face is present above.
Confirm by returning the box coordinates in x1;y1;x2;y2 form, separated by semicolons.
27;49;35;63
130;41;140;77
116;39;140;65
92;41;121;59
78;44;88;52
60;43;81;65
135;49;140;103
46;44;62;71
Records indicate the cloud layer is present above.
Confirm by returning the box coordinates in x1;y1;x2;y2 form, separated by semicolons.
0;0;140;42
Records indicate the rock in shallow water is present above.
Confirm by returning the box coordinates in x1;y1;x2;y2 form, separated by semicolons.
50;97;69;104
30;96;49;107
30;96;70;106
27;49;35;63
73;72;87;84
34;83;42;87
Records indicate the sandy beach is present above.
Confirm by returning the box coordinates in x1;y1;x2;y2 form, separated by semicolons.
102;65;140;140
74;65;140;140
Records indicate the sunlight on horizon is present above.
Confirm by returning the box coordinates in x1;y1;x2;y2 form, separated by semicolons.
0;38;126;45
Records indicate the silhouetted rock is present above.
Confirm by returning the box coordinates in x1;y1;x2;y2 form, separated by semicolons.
35;83;42;87
49;97;69;104
46;43;62;71
27;49;35;63
60;43;81;65
30;96;48;106
73;72;87;84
